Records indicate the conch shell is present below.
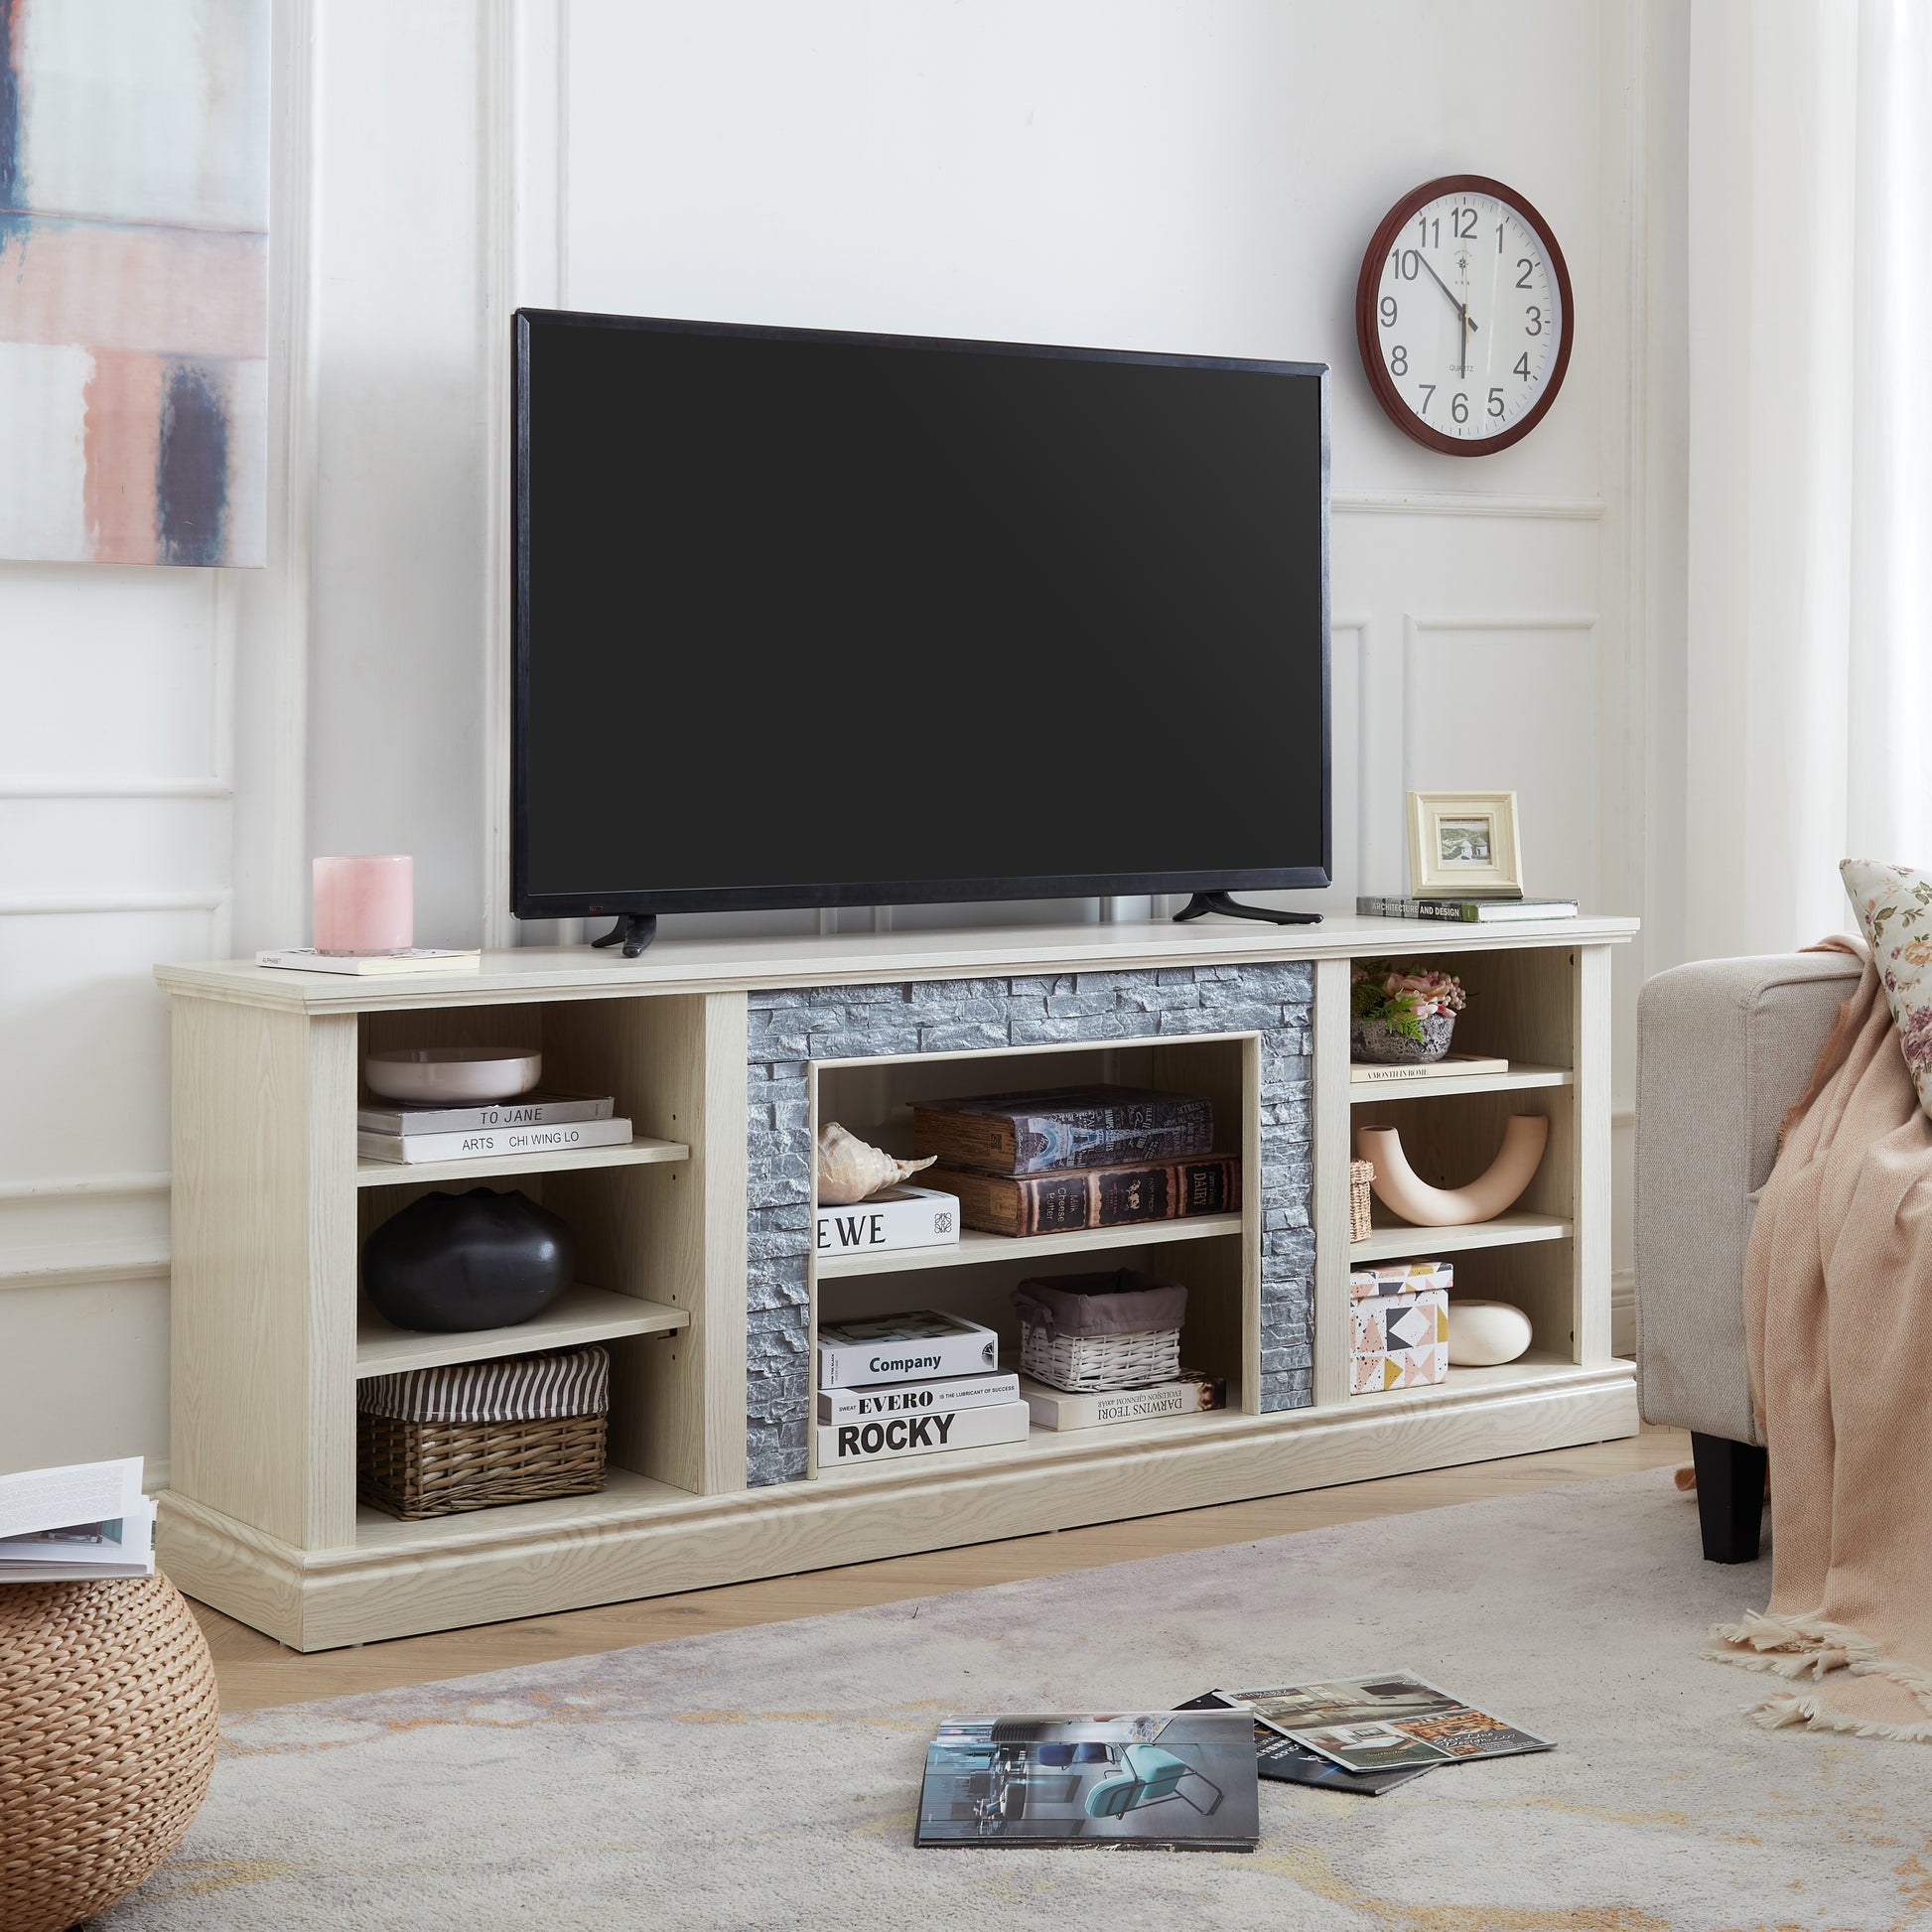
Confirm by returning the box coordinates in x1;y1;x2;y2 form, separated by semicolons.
816;1122;937;1205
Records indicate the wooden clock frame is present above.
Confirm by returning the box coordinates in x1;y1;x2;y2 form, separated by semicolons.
1354;174;1575;458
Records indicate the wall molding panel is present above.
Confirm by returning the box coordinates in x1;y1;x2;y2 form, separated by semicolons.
1332;489;1605;520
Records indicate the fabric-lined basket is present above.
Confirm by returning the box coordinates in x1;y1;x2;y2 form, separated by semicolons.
1014;1268;1187;1393
1350;1159;1375;1244
356;1343;611;1520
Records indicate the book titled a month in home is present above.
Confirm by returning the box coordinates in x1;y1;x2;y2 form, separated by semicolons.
357;1117;633;1165
815;1311;1001;1387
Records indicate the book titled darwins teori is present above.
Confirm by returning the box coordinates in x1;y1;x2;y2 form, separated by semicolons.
1021;1369;1224;1432
935;1153;1240;1239
911;1084;1213;1176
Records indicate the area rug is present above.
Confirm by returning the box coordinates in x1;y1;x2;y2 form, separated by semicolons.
100;1469;1930;1932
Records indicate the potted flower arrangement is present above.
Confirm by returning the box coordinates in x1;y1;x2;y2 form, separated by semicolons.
1350;961;1467;1065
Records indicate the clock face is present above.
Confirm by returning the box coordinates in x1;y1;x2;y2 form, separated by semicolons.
1355;176;1573;456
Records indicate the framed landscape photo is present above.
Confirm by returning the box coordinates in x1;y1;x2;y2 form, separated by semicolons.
1407;791;1523;898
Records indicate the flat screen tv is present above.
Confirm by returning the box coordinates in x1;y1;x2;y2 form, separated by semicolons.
513;309;1329;949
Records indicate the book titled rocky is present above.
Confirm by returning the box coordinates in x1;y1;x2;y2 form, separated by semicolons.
816;1399;1031;1467
934;1154;1240;1238
910;1084;1213;1176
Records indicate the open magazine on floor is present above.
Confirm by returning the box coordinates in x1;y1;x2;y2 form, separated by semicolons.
1173;1692;1434;1794
0;1457;155;1583
1214;1671;1553;1774
915;1711;1260;1851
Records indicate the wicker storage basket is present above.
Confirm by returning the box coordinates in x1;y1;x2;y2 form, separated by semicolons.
1350;1159;1375;1243
356;1342;611;1520
1014;1267;1187;1392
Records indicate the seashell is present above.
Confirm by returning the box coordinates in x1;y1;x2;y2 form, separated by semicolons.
815;1121;937;1205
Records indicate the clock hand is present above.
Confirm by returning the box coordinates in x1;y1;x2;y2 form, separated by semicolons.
1416;252;1479;336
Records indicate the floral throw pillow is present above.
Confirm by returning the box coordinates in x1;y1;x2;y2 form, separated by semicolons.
1843;858;1932;1112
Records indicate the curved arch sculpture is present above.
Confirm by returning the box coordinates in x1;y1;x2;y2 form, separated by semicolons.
1354;1115;1549;1227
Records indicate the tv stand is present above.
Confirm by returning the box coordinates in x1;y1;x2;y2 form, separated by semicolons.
1173;891;1321;927
592;913;658;958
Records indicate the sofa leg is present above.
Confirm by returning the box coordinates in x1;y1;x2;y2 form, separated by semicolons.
1691;1432;1767;1563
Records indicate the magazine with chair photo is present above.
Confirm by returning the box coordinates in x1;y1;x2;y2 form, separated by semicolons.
914;1710;1260;1850
1216;1671;1553;1771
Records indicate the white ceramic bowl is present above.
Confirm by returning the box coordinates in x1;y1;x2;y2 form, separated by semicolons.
365;1046;542;1104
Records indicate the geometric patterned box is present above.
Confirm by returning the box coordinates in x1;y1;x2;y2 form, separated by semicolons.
1348;1262;1451;1394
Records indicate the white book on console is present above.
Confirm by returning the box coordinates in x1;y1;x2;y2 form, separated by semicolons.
256;948;482;975
816;1369;1018;1426
358;1090;617;1136
357;1117;633;1165
816;1311;1001;1387
816;1399;1031;1466
814;1183;960;1258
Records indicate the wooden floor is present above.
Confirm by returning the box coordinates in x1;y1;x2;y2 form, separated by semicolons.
192;1426;1690;1714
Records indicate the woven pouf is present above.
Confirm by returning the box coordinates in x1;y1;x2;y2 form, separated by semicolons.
0;1574;219;1932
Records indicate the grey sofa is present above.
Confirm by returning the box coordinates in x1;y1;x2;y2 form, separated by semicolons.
1633;950;1861;1561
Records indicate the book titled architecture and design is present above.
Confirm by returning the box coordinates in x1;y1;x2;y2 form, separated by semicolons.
1216;1672;1553;1774
1356;896;1578;923
915;1710;1260;1850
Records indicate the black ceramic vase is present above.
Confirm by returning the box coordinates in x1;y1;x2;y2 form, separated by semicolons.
361;1187;575;1333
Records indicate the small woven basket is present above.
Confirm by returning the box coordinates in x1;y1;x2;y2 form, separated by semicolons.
1350;1159;1375;1243
1020;1325;1182;1393
356;1342;611;1520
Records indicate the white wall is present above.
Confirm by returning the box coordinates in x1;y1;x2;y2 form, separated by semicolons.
0;0;1678;1475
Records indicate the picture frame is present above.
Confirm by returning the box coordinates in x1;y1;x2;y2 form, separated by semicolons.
1407;791;1523;898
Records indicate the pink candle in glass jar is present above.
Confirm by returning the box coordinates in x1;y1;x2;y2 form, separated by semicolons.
313;856;413;954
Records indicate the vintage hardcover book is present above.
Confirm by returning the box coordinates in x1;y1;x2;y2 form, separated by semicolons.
1348;1053;1509;1084
1356;896;1577;923
355;1117;633;1165
1020;1369;1225;1432
816;1311;1002;1387
357;1090;617;1136
813;1183;960;1259
816;1370;1019;1427
815;1399;1031;1466
933;1153;1240;1238
910;1085;1213;1176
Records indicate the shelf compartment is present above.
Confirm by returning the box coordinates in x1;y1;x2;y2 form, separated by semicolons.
813;1212;1244;1280
354;1282;690;1378
1348;1211;1571;1263
355;1135;688;1188
1347;1062;1571;1103
353;1462;698;1553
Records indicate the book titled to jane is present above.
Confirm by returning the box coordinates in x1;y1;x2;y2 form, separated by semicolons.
934;1154;1240;1238
910;1085;1213;1176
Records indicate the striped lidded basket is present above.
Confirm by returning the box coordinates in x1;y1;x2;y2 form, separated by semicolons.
356;1343;611;1520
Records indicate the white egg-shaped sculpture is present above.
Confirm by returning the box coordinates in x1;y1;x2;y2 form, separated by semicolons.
1446;1299;1533;1367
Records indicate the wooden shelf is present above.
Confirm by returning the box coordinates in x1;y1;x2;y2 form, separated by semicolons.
814;1213;1245;1280
354;1135;689;1188
354;1283;690;1377
1348;1211;1571;1263
1348;1062;1572;1103
353;1464;698;1553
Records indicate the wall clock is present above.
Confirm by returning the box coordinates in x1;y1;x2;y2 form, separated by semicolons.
1354;175;1574;456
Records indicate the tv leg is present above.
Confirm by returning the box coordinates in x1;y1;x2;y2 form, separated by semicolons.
1173;892;1321;927
591;913;658;958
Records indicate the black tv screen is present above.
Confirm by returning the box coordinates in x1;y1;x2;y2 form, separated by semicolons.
513;310;1329;922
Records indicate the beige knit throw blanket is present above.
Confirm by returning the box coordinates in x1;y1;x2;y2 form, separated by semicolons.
1711;936;1932;1737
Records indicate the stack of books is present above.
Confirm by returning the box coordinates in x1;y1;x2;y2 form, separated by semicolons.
815;1311;1027;1467
913;1085;1236;1237
357;1090;632;1166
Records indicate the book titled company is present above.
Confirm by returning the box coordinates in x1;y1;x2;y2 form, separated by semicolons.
816;1311;1001;1388
814;1184;960;1258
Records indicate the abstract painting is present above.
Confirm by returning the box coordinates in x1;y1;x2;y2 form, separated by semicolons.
0;0;267;567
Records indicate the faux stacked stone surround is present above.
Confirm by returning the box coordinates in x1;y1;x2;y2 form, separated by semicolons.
743;961;1315;1487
